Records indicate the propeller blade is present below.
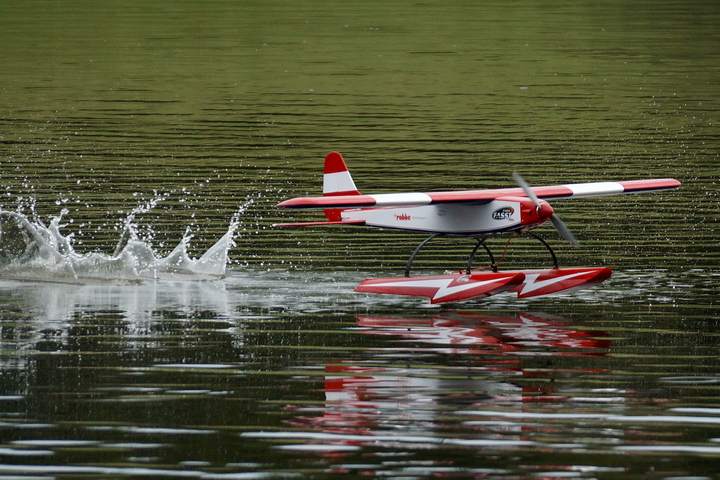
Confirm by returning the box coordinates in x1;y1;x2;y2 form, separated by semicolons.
550;214;579;245
512;171;541;207
513;171;579;245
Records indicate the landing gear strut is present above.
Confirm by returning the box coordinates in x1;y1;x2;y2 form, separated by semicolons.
404;231;560;277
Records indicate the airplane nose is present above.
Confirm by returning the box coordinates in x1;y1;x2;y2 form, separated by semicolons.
537;200;554;220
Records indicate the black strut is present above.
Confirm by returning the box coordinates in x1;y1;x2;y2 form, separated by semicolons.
404;230;561;277
405;233;442;277
465;237;496;273
525;231;560;269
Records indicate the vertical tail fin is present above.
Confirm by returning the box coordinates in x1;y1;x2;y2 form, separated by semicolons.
323;152;360;221
323;151;360;196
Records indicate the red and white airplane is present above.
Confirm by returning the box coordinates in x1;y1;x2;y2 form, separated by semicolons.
276;152;680;303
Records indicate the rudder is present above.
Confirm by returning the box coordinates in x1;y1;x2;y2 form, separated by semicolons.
323;151;360;221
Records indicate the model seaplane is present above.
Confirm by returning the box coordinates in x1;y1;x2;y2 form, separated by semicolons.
276;152;680;304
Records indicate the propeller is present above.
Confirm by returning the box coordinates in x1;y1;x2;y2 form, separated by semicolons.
512;172;579;245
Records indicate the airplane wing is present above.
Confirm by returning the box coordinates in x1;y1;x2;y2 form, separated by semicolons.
276;178;681;209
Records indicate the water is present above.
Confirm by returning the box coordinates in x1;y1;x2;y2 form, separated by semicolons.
1;0;719;478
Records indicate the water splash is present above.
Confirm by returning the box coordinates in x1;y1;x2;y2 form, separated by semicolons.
0;200;250;282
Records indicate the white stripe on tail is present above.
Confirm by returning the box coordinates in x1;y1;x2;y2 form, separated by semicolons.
323;152;360;196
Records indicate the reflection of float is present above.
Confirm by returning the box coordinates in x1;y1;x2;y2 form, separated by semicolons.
282;312;611;455
356;311;611;354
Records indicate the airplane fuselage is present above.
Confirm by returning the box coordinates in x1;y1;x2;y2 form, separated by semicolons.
340;196;552;235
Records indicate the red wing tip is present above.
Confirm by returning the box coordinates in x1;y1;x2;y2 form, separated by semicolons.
276;198;309;208
620;178;682;191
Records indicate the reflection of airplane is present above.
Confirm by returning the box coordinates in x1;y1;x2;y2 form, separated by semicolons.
281;312;611;453
356;311;611;354
276;152;680;303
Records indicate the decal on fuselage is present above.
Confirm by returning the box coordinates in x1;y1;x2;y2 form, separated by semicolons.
492;207;515;220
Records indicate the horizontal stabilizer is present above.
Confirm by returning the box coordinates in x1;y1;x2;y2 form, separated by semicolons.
274;220;365;228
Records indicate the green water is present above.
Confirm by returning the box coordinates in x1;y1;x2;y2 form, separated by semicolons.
1;1;719;478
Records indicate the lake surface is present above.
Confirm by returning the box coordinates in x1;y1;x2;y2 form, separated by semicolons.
1;0;719;478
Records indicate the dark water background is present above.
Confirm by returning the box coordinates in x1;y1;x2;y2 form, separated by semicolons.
1;0;719;478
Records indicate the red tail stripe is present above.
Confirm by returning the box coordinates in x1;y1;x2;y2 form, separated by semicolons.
323;151;349;174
